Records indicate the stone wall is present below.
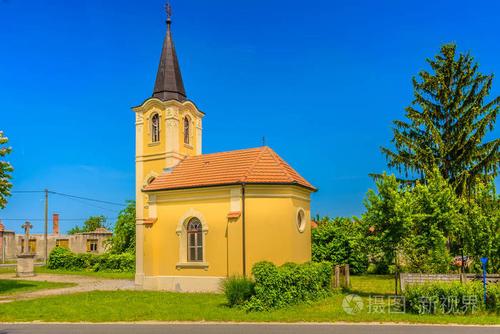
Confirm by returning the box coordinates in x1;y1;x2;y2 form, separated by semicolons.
3;230;112;262
1;231;16;262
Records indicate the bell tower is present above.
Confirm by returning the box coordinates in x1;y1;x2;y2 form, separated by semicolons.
133;3;204;183
133;3;204;285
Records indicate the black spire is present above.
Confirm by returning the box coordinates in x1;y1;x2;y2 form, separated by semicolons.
152;2;187;102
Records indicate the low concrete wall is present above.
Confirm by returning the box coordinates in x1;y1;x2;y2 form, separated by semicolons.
400;273;500;291
141;275;224;293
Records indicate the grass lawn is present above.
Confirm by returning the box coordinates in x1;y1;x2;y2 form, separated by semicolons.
0;265;134;280
0;279;75;297
0;275;498;324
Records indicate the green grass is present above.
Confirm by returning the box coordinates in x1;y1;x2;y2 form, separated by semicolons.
0;266;16;274
0;279;75;297
0;265;134;279
0;275;498;324
350;274;398;295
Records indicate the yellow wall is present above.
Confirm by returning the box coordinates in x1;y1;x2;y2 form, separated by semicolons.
141;185;312;279
133;97;204;285
133;98;313;287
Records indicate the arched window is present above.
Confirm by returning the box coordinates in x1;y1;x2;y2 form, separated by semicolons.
187;218;203;262
183;116;190;145
151;113;160;143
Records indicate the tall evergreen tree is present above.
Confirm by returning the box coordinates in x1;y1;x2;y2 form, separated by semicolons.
381;44;499;196
0;131;13;209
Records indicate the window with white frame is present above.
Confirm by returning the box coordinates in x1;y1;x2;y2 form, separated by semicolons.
187;218;203;262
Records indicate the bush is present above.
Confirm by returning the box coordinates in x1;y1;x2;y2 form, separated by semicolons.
222;276;255;307
244;261;332;311
47;247;134;272
404;281;499;314
47;247;74;269
312;217;369;274
93;252;135;272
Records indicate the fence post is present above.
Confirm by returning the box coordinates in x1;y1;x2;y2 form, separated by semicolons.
399;273;405;292
334;265;340;288
344;264;350;288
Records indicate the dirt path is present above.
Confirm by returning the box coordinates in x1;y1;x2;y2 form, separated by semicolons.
0;273;136;303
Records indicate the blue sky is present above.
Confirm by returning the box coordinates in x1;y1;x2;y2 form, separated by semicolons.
1;0;499;234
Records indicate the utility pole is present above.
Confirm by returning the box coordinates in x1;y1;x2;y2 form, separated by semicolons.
44;189;48;263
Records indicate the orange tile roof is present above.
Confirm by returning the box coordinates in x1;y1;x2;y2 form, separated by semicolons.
144;146;316;192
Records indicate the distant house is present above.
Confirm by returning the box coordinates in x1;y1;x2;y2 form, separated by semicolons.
0;214;112;262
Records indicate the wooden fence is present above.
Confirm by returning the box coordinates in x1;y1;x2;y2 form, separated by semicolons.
332;264;350;289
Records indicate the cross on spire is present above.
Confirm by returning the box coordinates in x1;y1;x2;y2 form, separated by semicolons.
152;1;187;102
165;1;172;25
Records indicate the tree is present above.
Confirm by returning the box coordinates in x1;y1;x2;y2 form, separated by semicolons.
401;171;462;273
0;131;13;209
363;170;499;273
381;44;499;197
109;201;136;254
460;183;500;272
68;215;108;235
362;173;413;273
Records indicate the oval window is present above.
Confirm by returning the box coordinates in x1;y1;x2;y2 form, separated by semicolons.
297;209;306;233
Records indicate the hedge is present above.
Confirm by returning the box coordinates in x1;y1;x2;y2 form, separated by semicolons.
243;261;333;311
47;247;134;272
404;281;500;314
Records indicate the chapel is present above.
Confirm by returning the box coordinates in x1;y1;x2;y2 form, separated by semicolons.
134;7;316;291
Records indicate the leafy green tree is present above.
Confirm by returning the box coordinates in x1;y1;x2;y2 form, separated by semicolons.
109;201;136;254
401;172;462;273
0;131;13;209
460;184;500;272
362;173;413;272
381;44;499;197
311;217;369;274
68;215;108;235
363;170;499;273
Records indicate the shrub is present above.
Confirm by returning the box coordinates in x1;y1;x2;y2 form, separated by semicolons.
312;217;369;274
244;261;332;311
486;283;500;314
47;248;134;272
404;281;499;314
222;276;255;307
47;247;74;269
93;252;135;272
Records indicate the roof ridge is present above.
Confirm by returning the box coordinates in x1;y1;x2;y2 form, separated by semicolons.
185;146;263;160
265;147;295;183
240;147;268;183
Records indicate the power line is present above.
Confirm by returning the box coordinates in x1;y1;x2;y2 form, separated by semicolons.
52;194;122;213
48;191;126;207
12;190;126;207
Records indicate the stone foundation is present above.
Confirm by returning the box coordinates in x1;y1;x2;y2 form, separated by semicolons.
16;254;36;277
140;275;224;292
